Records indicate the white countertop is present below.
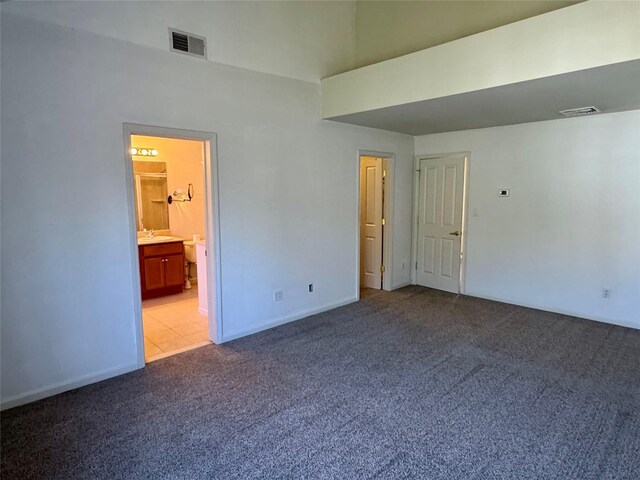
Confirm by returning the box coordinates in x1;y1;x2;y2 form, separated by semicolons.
137;235;184;245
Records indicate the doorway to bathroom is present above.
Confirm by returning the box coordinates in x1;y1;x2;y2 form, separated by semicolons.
124;124;221;364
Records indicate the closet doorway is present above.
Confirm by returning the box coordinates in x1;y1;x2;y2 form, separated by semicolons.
358;152;394;293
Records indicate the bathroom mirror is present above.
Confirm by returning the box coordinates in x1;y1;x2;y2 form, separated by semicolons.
133;161;169;231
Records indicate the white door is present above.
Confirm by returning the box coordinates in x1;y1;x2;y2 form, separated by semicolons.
360;157;383;289
416;156;464;293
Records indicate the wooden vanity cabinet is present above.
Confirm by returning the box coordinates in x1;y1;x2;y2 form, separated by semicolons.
139;241;185;299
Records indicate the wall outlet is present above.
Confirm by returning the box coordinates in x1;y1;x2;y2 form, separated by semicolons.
274;290;283;301
602;288;611;299
308;284;314;293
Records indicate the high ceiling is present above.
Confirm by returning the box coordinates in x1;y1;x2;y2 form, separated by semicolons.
327;60;640;136
354;0;582;69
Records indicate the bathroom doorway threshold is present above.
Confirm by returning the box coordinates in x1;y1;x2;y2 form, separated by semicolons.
146;341;212;363
142;285;212;362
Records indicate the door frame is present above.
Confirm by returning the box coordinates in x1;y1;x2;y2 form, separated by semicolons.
411;152;470;294
357;150;395;294
123;123;224;368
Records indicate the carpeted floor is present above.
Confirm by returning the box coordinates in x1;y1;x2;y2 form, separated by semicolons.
2;286;639;479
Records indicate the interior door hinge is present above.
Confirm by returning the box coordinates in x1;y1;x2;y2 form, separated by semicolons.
381;218;386;226
380;265;385;273
415;261;418;270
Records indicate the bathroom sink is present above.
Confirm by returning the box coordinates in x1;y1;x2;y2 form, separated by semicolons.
137;235;182;245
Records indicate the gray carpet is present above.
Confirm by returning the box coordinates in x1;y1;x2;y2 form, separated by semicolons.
2;286;639;479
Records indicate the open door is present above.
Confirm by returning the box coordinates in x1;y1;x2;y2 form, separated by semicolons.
359;156;383;289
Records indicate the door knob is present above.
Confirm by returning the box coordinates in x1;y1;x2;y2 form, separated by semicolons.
449;231;460;236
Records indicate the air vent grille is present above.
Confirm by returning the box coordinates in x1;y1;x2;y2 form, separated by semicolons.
170;29;207;59
172;32;189;52
559;106;601;117
188;37;205;57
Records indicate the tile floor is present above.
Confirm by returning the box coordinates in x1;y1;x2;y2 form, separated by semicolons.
142;286;211;362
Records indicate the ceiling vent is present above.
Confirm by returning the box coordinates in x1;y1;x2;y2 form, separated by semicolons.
558;106;601;117
170;29;207;59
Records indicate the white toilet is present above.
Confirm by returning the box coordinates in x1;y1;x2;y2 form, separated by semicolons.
183;240;197;289
183;240;197;263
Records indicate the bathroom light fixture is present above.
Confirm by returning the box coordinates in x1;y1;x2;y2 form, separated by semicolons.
168;183;194;204
130;147;159;157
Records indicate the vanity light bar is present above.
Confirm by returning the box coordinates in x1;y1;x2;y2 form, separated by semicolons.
131;147;159;157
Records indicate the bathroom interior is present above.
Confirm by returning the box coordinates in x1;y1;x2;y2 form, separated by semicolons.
130;134;211;362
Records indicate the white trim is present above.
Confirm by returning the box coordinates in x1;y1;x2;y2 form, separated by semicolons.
122;128;146;368
463;291;640;331
391;281;412;290
357;150;396;292
410;155;420;285
411;152;470;293
0;362;140;411
123;124;224;368
204;135;224;344
221;297;358;343
382;157;395;292
460;155;470;295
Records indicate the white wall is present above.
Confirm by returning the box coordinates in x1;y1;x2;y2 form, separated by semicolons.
415;111;640;329
354;0;578;68
323;1;640;118
0;0;356;83
0;12;413;408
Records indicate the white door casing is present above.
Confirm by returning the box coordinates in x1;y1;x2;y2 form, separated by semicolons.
123;123;223;368
416;156;464;293
360;156;383;289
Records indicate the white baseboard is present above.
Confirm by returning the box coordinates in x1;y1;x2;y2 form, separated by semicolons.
1;298;359;409
221;296;359;343
1;362;142;411
389;281;412;291
462;290;639;331
198;306;208;316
